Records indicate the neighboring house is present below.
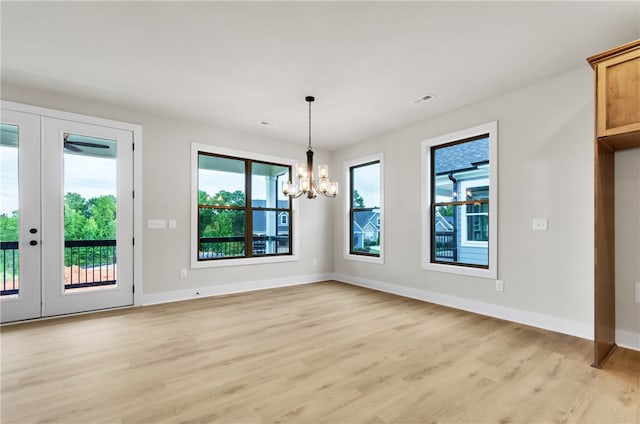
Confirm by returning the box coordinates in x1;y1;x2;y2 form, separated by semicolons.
352;209;380;251
251;200;290;254
433;137;489;265
434;210;453;232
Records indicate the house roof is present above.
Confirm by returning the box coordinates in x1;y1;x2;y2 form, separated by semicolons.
434;137;489;175
353;210;380;233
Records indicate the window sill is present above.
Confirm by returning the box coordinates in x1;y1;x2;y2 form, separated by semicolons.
344;253;384;264
191;254;299;269
421;260;496;279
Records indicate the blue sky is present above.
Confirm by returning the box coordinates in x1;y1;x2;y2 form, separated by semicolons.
352;163;380;207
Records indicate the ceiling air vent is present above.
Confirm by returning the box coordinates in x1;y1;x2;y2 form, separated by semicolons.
410;93;435;105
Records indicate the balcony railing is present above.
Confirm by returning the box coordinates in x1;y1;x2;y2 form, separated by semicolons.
1;241;19;296
199;235;290;259
434;231;457;261
65;240;117;290
1;239;117;296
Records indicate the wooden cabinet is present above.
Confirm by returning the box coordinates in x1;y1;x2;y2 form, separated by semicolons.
588;40;640;150
587;39;640;368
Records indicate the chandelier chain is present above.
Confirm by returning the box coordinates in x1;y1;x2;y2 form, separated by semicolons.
308;100;312;151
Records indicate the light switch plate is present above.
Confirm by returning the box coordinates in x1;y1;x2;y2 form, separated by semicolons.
148;219;166;229
533;218;548;231
169;219;176;229
635;282;640;304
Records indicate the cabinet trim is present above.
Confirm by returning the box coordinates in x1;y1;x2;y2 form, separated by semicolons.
587;39;640;68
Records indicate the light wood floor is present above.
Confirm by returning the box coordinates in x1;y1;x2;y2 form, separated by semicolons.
1;281;639;423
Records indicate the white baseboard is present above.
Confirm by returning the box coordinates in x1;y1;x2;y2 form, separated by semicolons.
142;273;333;306
333;273;594;341
140;272;639;353
616;329;640;351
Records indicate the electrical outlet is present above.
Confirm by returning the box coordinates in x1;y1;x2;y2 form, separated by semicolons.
169;219;176;229
532;218;548;231
495;280;504;292
180;269;187;279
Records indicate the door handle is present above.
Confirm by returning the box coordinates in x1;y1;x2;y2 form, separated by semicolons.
29;240;38;246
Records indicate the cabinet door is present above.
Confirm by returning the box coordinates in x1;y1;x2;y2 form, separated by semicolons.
596;48;640;139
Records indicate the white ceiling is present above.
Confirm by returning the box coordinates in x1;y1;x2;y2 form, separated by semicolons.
2;1;639;149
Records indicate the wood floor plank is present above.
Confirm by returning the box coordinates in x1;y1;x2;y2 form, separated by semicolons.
1;281;638;423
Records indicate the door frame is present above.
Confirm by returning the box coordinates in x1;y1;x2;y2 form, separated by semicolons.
1;100;144;309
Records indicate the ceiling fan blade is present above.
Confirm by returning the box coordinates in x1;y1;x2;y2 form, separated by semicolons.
65;141;109;149
63;142;82;152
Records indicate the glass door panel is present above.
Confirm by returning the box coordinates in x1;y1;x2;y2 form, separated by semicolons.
42;118;133;317
1;124;20;296
63;133;118;293
1;111;41;323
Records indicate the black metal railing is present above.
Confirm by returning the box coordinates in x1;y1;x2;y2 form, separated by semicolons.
1;241;19;296
199;235;290;259
434;231;457;261
1;239;117;296
65;240;117;290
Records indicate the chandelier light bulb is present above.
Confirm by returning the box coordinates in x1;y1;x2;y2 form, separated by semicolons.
300;177;310;192
319;177;329;193
329;181;339;196
318;164;329;179
296;163;307;178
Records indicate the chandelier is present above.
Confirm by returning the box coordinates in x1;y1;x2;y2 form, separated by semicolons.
282;96;338;199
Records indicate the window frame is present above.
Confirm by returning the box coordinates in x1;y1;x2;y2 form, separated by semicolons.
344;153;384;264
459;178;489;247
191;143;299;268
421;122;498;279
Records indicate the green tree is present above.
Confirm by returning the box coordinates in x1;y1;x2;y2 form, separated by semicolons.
0;211;20;279
198;189;245;238
353;189;365;208
0;211;19;241
211;190;245;207
65;192;89;217
63;193;117;266
199;190;214;205
88;195;116;239
198;190;245;256
64;204;88;240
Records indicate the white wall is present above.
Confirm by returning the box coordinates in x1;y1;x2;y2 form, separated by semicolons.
615;148;640;350
1;83;334;303
5;67;636;347
332;67;596;340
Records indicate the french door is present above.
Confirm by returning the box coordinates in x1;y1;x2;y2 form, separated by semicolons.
1;110;134;323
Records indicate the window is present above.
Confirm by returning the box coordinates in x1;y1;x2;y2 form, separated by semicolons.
459;179;489;246
191;144;297;267
345;154;384;263
421;122;497;279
